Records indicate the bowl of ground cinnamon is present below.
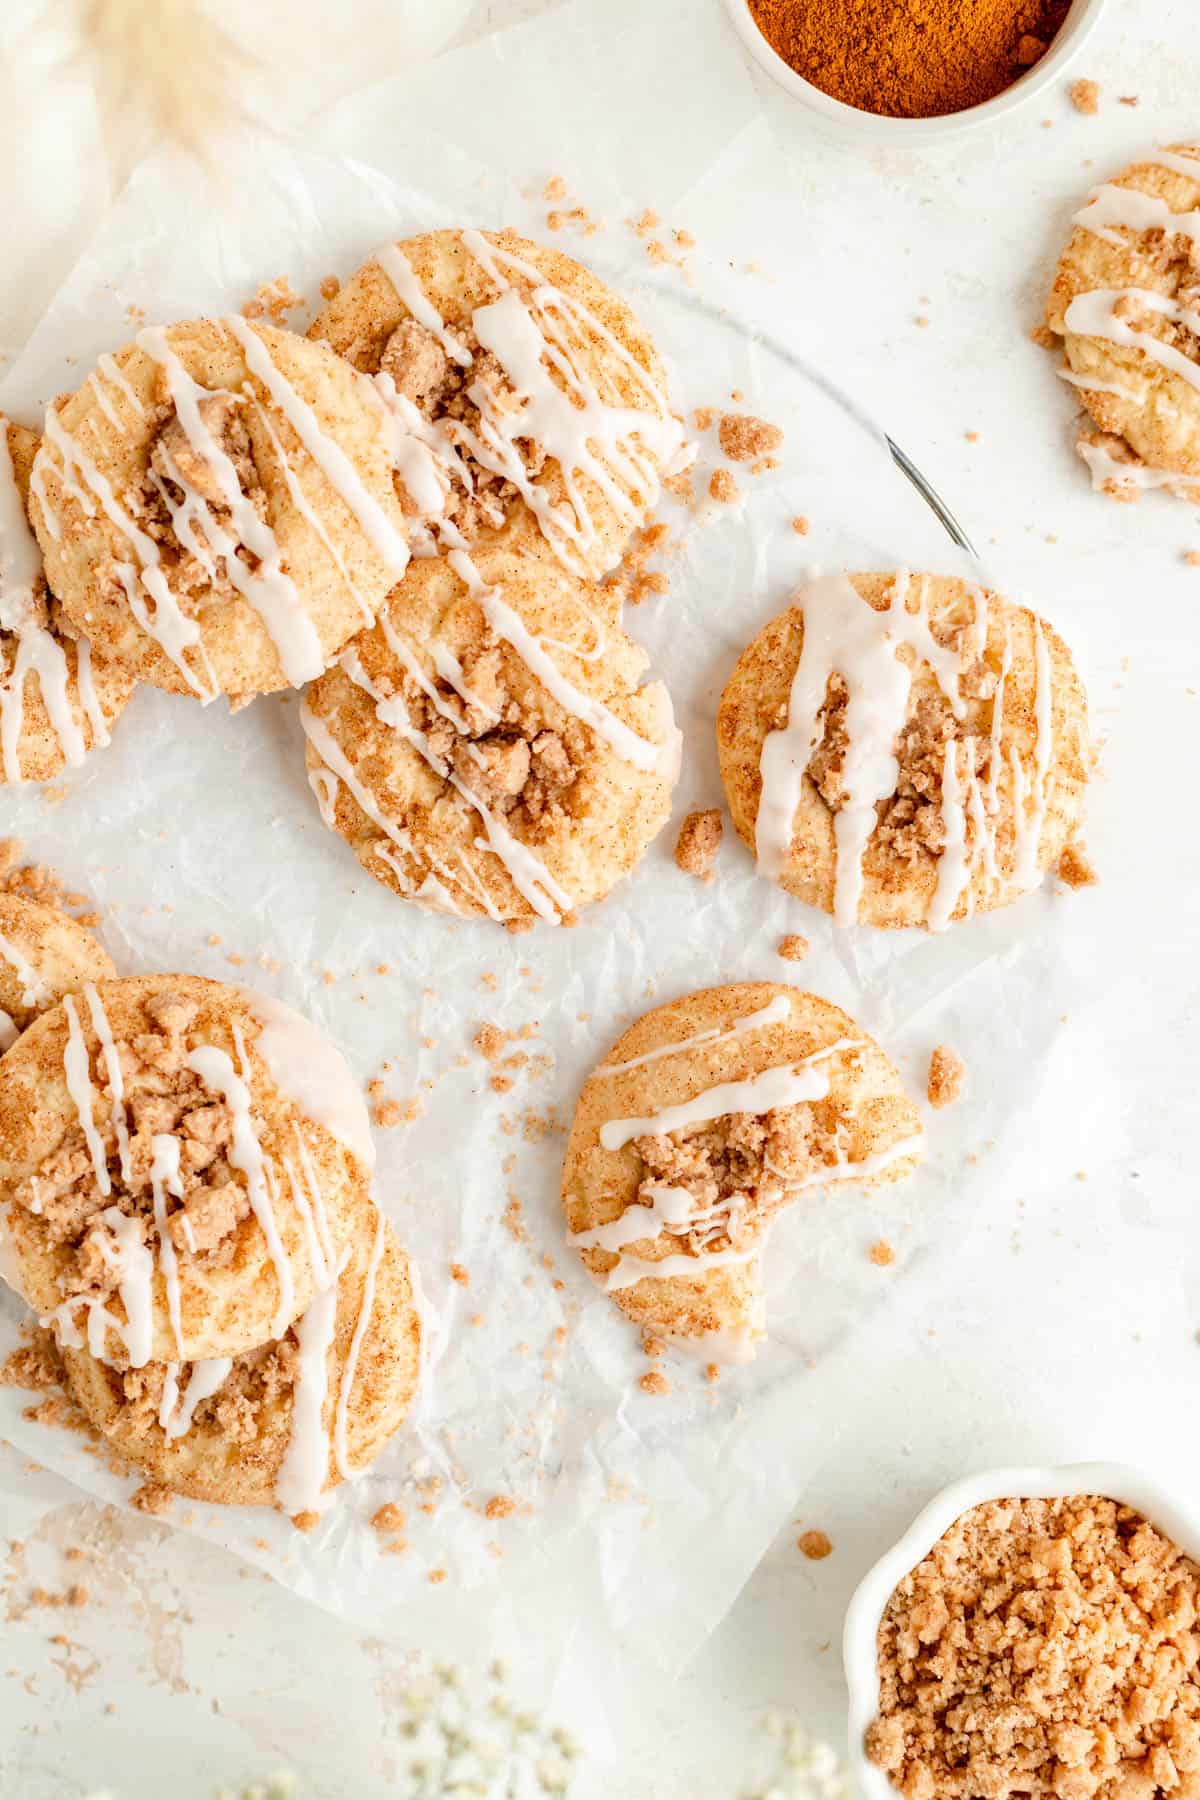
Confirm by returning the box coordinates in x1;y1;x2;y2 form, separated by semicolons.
844;1464;1200;1800
726;0;1108;139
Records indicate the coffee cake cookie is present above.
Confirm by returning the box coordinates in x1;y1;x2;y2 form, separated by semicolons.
309;229;686;576
1047;144;1200;501
561;983;923;1361
302;544;680;925
0;976;374;1363
717;573;1089;931
1;418;133;783
0;894;115;1053
27;320;409;703
62;1190;421;1517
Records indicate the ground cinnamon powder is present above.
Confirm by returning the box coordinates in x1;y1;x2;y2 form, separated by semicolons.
747;0;1072;119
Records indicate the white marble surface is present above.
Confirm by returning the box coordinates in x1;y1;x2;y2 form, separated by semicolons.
3;0;1200;1794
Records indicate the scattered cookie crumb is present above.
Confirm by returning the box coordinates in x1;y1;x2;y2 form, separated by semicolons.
1068;77;1101;115
130;1482;173;1518
484;1496;516;1520
639;1370;671;1397
450;1263;470;1287
927;1045;965;1110
869;1240;896;1268
371;1503;406;1536
798;1530;833;1561
543;175;568;201
1119;94;1140;107
705;1363;720;1384
693;406;715;431
428;1568;447;1585
718;413;784;464
674;808;723;882
791;515;809;535
1185;551;1200;568
777;933;809;963
1057;842;1098;889
708;468;740;505
319;274;340;301
241;275;305;322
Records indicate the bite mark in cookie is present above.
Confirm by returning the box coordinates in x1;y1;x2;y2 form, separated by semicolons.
562;983;922;1360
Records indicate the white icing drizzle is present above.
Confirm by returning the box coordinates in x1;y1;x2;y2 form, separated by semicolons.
1074;181;1200;250
253;402;373;626
187;1031;295;1337
242;989;376;1171
159;1356;232;1438
0;420;99;783
428;641;502;724
223;314;409;576
756;572;966;926
446;230;684;577
471;568;668;772
332;1210;386;1481
374;244;473;366
149;1132;185;1357
1077;437;1192;494
600;1244;757;1293
300;700;431;900
97;353;145;418
84;982;131;1185
571;1182;698;1251
50;1206;154;1366
40;407;215;699
1065;287;1200;394
368;373;483;533
0;1010;17;1052
338;647;572;922
62;993;110;1195
137;328;325;685
274;1275;340;1518
598;1042;852;1152
1152;148;1200;180
1056;367;1144;405
291;1121;337;1276
0;930;51;1009
308;762;340;829
595;995;792;1078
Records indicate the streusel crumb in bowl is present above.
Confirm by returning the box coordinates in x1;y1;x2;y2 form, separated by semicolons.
844;1465;1200;1800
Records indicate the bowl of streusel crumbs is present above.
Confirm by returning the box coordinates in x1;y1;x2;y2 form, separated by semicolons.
844;1465;1200;1800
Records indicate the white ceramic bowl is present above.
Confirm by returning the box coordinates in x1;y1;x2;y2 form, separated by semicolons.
723;0;1109;144
843;1462;1200;1800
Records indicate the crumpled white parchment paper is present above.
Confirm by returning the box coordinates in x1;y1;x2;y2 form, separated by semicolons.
0;0;1179;1754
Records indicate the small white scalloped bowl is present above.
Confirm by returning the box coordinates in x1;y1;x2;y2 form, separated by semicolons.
843;1462;1200;1800
723;0;1109;144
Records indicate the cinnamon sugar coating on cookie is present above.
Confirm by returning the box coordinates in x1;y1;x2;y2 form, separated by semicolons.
308;228;682;578
1047;146;1200;501
867;1495;1200;1800
303;545;678;925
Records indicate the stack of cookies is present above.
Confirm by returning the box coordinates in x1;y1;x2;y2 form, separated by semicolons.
0;908;419;1524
